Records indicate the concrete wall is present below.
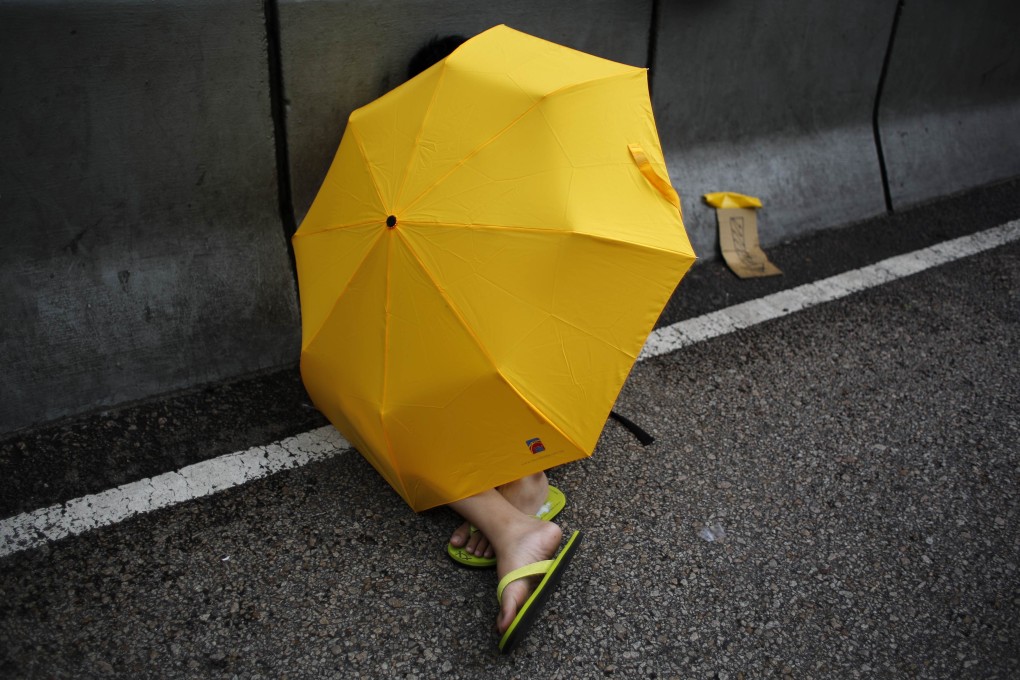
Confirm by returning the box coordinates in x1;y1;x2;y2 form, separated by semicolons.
2;0;1019;434
651;0;897;259
878;0;1020;208
0;2;300;433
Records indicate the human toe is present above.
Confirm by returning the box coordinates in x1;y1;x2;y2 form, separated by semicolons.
497;583;527;634
449;521;471;548
469;530;496;557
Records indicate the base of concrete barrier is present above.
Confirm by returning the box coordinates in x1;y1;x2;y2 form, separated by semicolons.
664;127;888;261
878;0;1020;209
651;0;896;261
0;2;301;434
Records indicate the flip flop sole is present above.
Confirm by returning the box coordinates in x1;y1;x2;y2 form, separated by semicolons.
498;530;582;653
447;486;566;568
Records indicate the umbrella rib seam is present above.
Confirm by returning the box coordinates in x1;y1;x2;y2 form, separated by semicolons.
293;218;692;255
299;230;386;352
350;124;390;215
292;219;383;239
392;60;453;217
405;221;695;259
377;234;413;505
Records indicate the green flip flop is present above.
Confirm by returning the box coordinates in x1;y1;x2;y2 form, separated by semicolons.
446;486;566;568
498;530;582;653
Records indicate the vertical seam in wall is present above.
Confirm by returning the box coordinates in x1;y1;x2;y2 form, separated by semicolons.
646;0;661;97
263;0;298;275
873;0;906;213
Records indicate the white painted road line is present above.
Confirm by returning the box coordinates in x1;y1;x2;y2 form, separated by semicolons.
0;426;351;557
2;219;1018;558
640;219;1020;360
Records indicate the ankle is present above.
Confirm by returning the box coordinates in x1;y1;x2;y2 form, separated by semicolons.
500;472;547;497
493;514;556;555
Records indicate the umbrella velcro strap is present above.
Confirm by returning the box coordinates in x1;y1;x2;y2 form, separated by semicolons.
609;410;655;446
628;144;682;218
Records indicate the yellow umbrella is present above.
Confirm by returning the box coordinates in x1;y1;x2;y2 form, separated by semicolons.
293;25;696;511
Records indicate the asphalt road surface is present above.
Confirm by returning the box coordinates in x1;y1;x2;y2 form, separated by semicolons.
1;179;1018;678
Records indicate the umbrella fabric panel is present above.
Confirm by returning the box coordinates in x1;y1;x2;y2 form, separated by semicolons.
382;64;544;214
292;225;383;349
379;232;588;510
301;229;592;511
349;25;643;222
403;68;690;253
343;62;448;216
398;224;692;449
299;234;400;494
300;232;389;410
349;43;539;218
295;121;390;349
381;369;585;512
450;24;636;98
299;129;386;236
399;99;579;231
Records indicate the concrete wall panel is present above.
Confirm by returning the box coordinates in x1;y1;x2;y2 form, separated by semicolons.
878;0;1020;208
279;0;655;225
0;2;300;433
652;0;896;260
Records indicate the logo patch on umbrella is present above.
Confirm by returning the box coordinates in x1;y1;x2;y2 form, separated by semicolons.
526;438;546;454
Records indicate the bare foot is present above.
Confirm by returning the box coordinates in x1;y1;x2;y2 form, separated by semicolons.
494;518;562;634
449;473;550;558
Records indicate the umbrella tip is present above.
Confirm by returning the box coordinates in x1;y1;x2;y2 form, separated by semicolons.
386;215;397;228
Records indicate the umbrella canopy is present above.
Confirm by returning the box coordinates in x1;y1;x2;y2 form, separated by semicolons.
293;25;696;511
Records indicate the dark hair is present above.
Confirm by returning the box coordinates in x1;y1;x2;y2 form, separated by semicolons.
407;34;467;80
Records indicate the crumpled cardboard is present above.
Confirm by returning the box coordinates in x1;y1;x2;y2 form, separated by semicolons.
704;192;782;278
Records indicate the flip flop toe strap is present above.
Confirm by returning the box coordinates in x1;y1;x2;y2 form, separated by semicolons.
497;560;553;603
